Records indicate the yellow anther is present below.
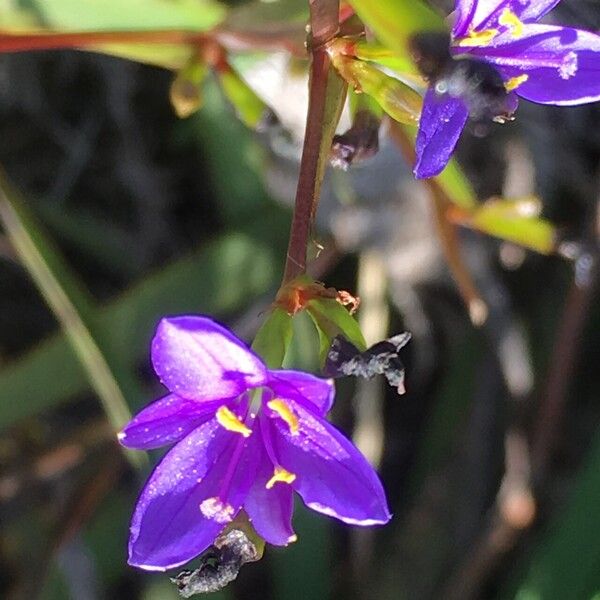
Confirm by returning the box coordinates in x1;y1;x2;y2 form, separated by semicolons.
499;8;524;38
504;74;529;92
216;406;252;437
267;399;299;434
266;466;297;489
455;28;498;47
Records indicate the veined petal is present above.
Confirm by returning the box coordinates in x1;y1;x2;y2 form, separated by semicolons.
119;394;220;450
151;316;267;402
128;418;259;571
452;0;478;38
267;401;391;526
472;25;600;105
458;0;560;34
414;88;469;179
244;421;296;546
514;0;560;23
267;370;335;416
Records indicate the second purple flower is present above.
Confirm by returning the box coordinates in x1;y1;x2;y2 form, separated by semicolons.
413;0;600;178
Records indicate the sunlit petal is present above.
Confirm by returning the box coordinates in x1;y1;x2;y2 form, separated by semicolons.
151;316;267;401
414;88;469;179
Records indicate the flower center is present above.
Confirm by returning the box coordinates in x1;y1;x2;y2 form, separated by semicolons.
201;393;256;522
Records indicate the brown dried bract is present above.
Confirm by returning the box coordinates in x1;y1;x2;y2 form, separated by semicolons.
275;278;360;315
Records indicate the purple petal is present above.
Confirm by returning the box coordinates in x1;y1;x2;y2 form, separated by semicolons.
414;88;469;179
128;418;259;570
456;0;560;35
517;0;561;23
151;316;267;402
452;0;477;38
244;421;295;546
467;0;514;32
119;394;221;450
267;370;335;415
473;25;600;105
267;400;391;526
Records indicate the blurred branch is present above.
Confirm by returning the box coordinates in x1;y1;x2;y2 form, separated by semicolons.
0;28;306;58
440;197;599;599
441;428;535;600
531;255;597;477
388;121;488;326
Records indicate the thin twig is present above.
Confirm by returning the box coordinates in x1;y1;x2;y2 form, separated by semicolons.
531;264;597;476
387;122;488;325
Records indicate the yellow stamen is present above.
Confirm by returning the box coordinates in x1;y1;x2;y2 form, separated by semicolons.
266;466;297;489
267;399;299;434
455;28;498;47
499;8;524;38
287;534;298;544
504;74;529;92
216;405;252;437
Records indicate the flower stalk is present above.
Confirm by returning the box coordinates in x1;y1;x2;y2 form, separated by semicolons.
282;0;346;284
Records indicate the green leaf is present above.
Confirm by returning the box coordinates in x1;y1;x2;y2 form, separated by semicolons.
348;88;384;119
457;197;557;254
352;40;424;81
399;123;478;210
434;157;478;210
511;429;600;600
2;0;224;32
223;0;308;34
0;233;279;430
313;57;349;213
346;0;445;55
252;308;293;369
0;171;147;467
169;57;209;118
306;298;366;365
0;0;226;69
217;67;273;130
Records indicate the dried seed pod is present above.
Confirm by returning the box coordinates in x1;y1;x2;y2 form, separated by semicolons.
171;528;260;597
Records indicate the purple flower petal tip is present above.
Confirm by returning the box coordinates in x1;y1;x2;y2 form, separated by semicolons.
122;314;392;571
414;89;469;179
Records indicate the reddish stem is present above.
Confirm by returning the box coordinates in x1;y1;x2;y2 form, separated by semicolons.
0;30;202;52
282;0;340;284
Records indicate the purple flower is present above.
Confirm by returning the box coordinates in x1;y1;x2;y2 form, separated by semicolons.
118;316;391;571
414;0;600;178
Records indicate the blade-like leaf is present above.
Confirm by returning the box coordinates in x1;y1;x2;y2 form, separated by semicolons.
0;0;225;68
346;0;445;55
0;234;279;430
307;297;367;365
0;0;224;32
0;170;144;465
450;197;557;254
252;308;293;369
511;429;600;599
